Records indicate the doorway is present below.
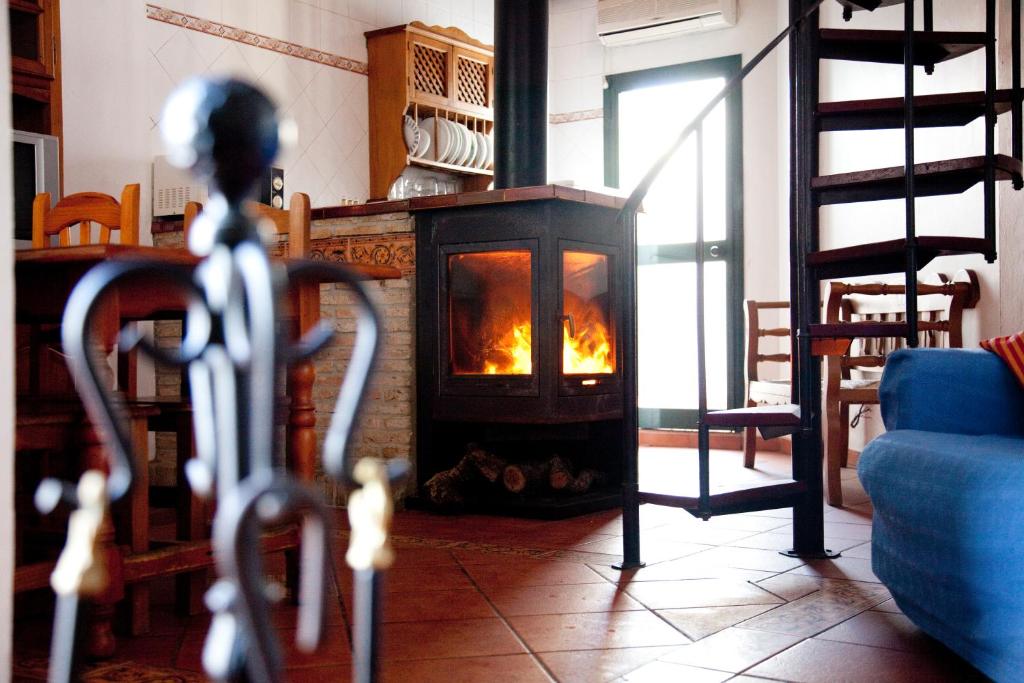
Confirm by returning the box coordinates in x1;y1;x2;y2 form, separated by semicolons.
605;55;744;429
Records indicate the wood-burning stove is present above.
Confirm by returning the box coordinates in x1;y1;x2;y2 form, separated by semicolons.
414;187;629;517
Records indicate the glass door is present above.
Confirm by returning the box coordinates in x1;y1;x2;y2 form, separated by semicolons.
605;56;744;429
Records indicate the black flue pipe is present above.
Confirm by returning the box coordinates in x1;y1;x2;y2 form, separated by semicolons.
493;0;548;188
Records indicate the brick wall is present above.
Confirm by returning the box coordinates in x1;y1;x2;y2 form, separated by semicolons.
151;212;416;505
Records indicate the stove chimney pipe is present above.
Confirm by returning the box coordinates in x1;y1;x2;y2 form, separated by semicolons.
493;0;548;189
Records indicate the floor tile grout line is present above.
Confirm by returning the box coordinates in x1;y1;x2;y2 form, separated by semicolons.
452;553;562;682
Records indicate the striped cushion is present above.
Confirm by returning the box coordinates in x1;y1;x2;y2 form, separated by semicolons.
981;333;1024;387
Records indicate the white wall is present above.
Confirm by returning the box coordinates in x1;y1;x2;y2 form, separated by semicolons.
547;0;790;303
0;4;14;679
61;0;495;238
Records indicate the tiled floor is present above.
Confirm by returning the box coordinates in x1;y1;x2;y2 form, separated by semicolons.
13;448;988;682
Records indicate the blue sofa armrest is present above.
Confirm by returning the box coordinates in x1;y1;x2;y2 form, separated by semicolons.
880;348;1024;436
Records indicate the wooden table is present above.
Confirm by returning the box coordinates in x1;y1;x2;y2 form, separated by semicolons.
14;243;400;654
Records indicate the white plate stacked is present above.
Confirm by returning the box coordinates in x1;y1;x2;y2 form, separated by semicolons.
418;116;492;170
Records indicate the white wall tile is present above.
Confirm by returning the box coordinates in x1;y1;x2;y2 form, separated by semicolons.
145;52;177;126
207;43;260;84
348;0;377;24
549;44;581;82
320;0;350;16
376;0;405;27
154;30;208;85
578;40;604;77
550;9;582;47
320;10;353;55
236;42;280;78
426;3;452;27
185;27;230;67
403;0;428;23
288;0;321;49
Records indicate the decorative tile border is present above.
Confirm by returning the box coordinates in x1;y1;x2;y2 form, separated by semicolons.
146;4;369;76
550;108;605;124
271;234;416;274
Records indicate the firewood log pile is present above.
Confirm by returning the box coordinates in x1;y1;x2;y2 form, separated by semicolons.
423;445;606;506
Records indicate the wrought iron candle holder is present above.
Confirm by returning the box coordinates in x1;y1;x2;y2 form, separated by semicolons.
36;78;407;683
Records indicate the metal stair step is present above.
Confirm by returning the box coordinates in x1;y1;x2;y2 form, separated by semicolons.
838;0;906;12
704;404;801;428
819;90;1019;132
806;236;992;279
820;28;987;65
812;154;1022;205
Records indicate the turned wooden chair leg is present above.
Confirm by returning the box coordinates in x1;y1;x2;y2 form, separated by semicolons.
125;412;151;636
838;403;851;469
743;400;757;468
825;396;844;507
174;413;207;616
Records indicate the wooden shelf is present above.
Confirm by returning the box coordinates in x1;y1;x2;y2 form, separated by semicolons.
408;155;493;176
820;29;987;65
819;90;1019;132
366;22;494;200
812;154;1022;205
807;236;992;279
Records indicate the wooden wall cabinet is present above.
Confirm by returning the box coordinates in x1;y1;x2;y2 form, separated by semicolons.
9;0;62;149
365;22;494;200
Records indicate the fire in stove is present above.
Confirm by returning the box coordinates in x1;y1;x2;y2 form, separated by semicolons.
448;249;615;377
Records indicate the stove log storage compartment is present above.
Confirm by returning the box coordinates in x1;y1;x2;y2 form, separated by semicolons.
415;191;628;518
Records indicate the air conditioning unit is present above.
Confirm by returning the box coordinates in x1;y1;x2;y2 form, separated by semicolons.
597;0;738;46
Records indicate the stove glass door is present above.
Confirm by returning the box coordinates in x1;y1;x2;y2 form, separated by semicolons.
448;249;533;376
562;250;615;376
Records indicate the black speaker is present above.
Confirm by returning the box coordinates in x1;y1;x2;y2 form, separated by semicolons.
258;166;284;208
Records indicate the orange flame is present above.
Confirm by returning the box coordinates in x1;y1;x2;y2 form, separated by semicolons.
483;322;532;375
564;320;613;374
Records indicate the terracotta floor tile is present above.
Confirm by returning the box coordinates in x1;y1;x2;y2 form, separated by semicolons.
451;548;557;565
107;634;179;667
276;625;351;669
372;588;496;622
824;506;874;525
533;531;620;550
284;664;351;681
816;611;939;653
624;578;783;611
702;513;792;532
484;582;644;617
661;627;803;673
379;618;525;661
508;611;689;652
787;556;880;583
755;573;827;602
389;546;461;567
841;541;872;560
872;598;903;614
381;654;552;682
572;536;710;563
727;531;864;553
747;637;984;682
643;522;757;546
338;564;474;594
590;558;773;585
740;580;890;638
538;646;679;683
655;604;780;641
686;546;807;573
462;558;607;589
621;660;733;682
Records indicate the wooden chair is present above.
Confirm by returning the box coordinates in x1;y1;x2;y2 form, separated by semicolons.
823;269;980;506
181;193;317;604
33;184;140;248
743;300;792;468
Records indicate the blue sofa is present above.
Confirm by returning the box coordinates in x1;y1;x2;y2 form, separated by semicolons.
858;348;1024;681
